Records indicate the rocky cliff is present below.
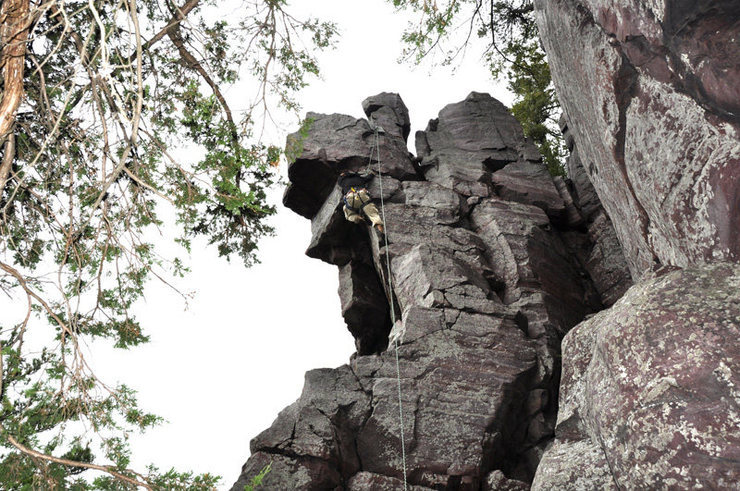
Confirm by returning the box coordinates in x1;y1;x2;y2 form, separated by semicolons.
231;5;740;487
231;92;634;489
530;1;740;487
534;0;740;279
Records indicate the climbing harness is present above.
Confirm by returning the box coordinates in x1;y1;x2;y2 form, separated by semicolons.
367;123;408;491
343;187;373;213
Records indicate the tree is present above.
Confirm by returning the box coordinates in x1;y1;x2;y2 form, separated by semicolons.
389;0;566;175
0;0;335;487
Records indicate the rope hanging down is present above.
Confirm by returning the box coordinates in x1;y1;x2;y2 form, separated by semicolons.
367;125;408;491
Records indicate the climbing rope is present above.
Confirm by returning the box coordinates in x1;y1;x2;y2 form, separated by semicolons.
368;125;408;490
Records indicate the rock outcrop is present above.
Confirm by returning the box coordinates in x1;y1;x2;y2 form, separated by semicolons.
534;0;740;280
528;2;740;487
231;93;633;489
231;3;740;487
533;263;740;489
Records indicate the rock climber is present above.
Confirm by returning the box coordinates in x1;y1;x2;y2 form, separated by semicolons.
338;169;384;234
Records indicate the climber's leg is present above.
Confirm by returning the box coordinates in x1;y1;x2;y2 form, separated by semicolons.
361;203;384;233
344;205;364;224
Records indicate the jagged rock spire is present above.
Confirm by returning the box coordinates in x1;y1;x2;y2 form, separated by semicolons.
231;92;632;489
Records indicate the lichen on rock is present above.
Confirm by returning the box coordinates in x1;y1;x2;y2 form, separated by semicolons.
534;263;740;489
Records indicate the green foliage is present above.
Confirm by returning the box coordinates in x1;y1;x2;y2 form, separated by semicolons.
0;0;336;488
244;463;271;491
506;41;566;176
389;0;567;176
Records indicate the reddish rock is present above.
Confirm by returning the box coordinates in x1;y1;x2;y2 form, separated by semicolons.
534;263;740;488
534;0;740;279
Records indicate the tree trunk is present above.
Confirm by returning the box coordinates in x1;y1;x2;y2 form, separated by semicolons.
0;0;30;195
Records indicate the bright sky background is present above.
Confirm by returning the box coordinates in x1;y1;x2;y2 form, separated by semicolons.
91;0;513;488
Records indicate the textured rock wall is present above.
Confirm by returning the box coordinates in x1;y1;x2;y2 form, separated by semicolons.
533;263;740;489
529;3;740;487
231;92;632;489
559;117;633;306
534;0;740;280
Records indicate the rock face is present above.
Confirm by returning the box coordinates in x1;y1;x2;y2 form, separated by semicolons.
232;3;740;487
533;263;740;489
283;110;417;219
231;93;633;489
534;0;740;280
559;117;633;307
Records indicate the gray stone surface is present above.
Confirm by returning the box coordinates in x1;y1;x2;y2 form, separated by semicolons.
534;263;740;489
531;440;616;490
362;92;412;142
491;161;566;222
284;111;416;218
484;470;531;491
470;198;599;331
348;472;432;490
338;260;390;355
232;93;638;489
535;0;740;278
558;117;633;307
416;92;541;196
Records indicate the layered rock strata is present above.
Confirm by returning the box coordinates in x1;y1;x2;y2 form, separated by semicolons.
231;92;632;489
534;0;740;280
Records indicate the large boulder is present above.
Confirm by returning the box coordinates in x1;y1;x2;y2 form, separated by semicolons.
362;92;412;142
534;0;740;279
415;92;541;197
533;263;740;488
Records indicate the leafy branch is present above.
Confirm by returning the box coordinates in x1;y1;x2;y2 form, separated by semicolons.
0;0;337;487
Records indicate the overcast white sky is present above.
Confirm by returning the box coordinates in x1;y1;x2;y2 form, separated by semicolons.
92;1;512;488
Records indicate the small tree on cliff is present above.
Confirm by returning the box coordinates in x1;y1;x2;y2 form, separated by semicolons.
389;0;566;175
0;0;335;487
